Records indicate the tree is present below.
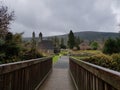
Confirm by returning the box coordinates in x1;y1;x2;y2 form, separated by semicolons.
0;4;43;63
60;38;66;49
18;32;43;60
75;36;82;50
53;36;60;47
39;32;42;42
103;38;118;54
90;41;99;50
116;38;120;52
67;30;75;49
3;32;22;63
24;31;43;59
13;32;23;43
39;32;42;38
0;38;5;62
32;31;36;48
0;5;14;39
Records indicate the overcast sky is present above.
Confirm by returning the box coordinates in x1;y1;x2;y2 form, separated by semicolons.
1;0;120;37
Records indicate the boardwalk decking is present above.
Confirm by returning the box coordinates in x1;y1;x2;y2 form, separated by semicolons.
39;56;75;90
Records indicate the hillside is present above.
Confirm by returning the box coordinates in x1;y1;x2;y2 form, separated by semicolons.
23;31;120;42
46;31;120;41
74;31;120;40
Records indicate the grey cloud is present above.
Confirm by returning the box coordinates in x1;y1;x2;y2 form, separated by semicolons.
3;0;120;37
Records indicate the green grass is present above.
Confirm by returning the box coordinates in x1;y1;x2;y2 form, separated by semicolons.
60;50;69;56
52;55;60;64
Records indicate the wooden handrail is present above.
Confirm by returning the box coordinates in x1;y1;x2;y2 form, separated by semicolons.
0;57;52;90
0;57;51;75
70;57;120;90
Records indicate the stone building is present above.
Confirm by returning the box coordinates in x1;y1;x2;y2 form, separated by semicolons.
80;42;91;50
38;32;54;55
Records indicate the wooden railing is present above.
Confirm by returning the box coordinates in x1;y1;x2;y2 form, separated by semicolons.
69;57;120;90
0;57;52;90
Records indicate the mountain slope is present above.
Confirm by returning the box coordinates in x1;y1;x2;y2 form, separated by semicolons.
73;31;119;40
23;31;120;41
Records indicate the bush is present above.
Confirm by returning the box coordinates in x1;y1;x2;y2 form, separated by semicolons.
83;54;112;68
22;48;43;60
90;41;99;50
83;53;120;72
111;53;120;71
103;38;120;54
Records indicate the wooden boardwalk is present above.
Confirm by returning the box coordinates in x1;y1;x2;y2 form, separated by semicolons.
39;56;75;90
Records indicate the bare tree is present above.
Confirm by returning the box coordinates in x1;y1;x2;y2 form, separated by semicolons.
0;4;14;38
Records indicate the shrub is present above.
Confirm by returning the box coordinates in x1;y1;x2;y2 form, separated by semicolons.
84;54;113;68
90;41;99;50
103;38;120;54
111;53;120;71
83;53;120;72
22;48;43;60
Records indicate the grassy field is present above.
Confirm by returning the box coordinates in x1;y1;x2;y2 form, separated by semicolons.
71;50;102;60
71;50;101;54
60;49;69;56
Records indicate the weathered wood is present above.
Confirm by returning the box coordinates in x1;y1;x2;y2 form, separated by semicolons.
0;57;52;90
70;57;120;90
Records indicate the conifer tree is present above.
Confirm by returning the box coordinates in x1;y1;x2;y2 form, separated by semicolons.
67;30;75;49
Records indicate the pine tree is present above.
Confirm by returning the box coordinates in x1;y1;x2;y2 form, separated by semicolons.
39;32;42;42
67;30;75;49
4;32;22;62
32;31;36;48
